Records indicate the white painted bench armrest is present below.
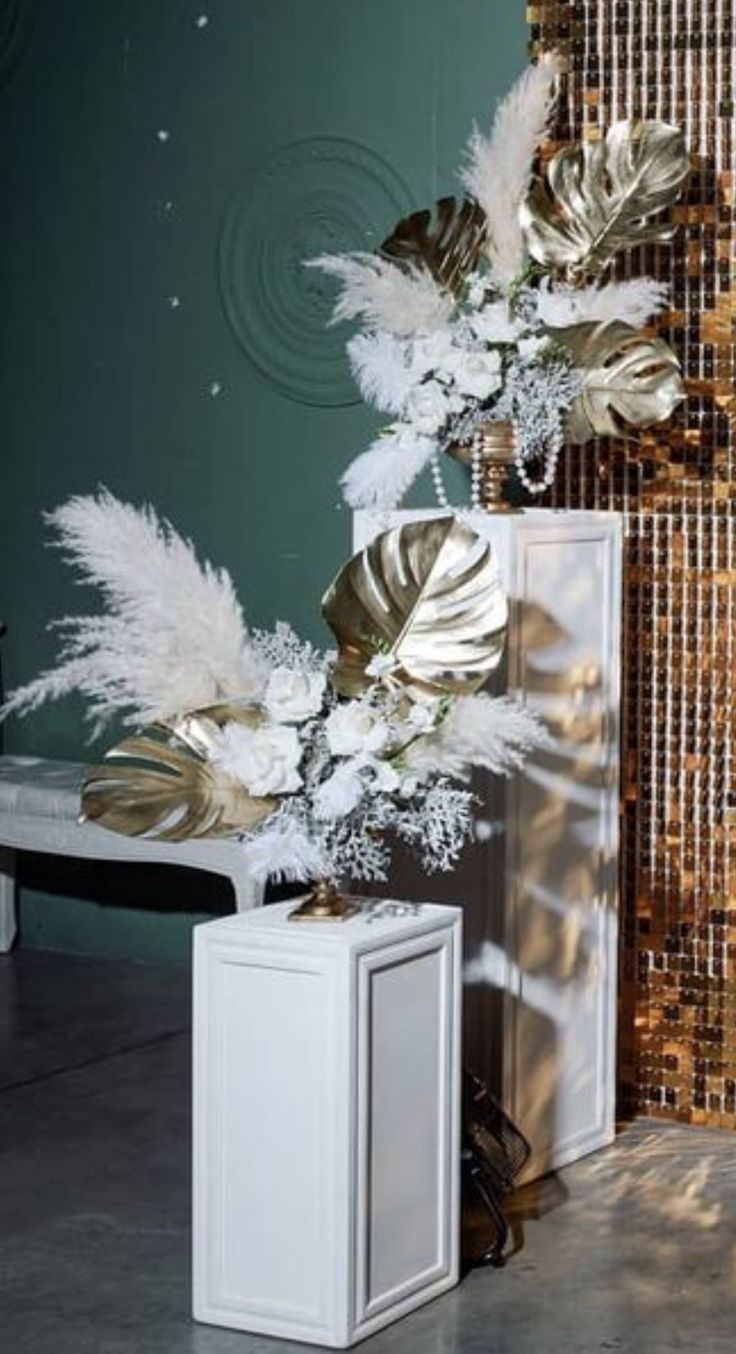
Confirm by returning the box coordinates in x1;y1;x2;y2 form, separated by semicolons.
0;755;263;952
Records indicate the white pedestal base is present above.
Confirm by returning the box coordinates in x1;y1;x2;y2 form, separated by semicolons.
193;900;462;1348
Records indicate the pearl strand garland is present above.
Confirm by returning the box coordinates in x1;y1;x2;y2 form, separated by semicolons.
431;441;484;513
514;428;562;495
432;427;562;509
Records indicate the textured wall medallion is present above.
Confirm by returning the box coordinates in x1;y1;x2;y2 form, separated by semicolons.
218;136;413;406
0;0;36;89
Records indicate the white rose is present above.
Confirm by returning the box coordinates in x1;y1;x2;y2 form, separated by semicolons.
517;336;548;362
448;350;502;401
365;652;400;680
212;722;302;797
325;702;389;757
412;331;458;380
264;667;326;723
469;302;523;345
366;757;401;794
466;271;490;308
406;379;451;435
406;696;441;732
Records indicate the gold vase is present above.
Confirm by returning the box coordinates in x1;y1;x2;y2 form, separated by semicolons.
448;419;521;514
288;878;359;922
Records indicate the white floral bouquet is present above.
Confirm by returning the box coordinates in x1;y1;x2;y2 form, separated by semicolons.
3;493;544;889
309;56;689;509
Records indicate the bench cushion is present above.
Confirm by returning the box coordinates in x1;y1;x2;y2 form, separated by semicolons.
0;756;86;821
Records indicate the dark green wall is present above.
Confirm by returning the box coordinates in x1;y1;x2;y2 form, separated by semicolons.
0;0;526;961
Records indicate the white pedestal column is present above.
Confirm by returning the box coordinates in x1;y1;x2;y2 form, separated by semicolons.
353;508;622;1181
193;900;462;1349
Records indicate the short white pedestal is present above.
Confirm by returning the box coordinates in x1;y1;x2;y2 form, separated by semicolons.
193;900;462;1349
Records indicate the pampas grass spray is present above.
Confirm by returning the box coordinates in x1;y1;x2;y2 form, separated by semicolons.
2;490;266;735
460;53;561;288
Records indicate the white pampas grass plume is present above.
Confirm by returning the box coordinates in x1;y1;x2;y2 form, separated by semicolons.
347;331;415;415
538;277;670;329
2;490;266;734
460;54;561;288
404;694;548;780
305;252;453;337
240;817;328;886
341;425;438;509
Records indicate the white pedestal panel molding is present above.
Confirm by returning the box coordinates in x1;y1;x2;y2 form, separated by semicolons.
193;901;462;1348
354;509;622;1181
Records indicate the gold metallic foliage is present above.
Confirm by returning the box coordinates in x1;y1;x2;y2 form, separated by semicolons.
322;516;508;700
80;704;276;841
380;196;487;295
529;0;736;1130
522;120;690;277
559;320;685;442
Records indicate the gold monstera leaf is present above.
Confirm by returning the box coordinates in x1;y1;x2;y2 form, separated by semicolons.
323;516;507;699
80;703;277;841
381;196;487;296
521;120;689;277
557;319;685;442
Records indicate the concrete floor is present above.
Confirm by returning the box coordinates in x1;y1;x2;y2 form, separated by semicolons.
1;951;735;1354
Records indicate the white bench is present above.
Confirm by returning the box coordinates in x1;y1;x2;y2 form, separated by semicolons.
0;755;263;952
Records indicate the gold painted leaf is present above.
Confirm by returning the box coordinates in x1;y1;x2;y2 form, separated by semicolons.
521;120;689;277
322;516;507;699
381;196;487;296
80;704;277;841
557;320;685;442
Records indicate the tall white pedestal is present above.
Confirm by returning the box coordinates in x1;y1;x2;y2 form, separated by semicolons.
193;900;462;1348
354;509;622;1182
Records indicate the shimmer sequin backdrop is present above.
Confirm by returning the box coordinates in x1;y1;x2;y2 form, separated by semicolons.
527;1;736;1126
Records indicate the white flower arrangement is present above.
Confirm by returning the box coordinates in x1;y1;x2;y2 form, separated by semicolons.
308;57;689;510
3;493;547;890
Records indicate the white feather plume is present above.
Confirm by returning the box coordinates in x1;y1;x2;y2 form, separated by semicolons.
537;277;670;329
306;252;453;336
312;759;366;821
340;426;438;509
2;490;266;734
404;694;548;780
240;817;328;886
347;331;416;415
460;54;561;288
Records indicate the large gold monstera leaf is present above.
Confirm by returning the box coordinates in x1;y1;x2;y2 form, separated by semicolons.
323;516;507;699
557;319;685;442
80;703;276;841
521;120;689;277
381;196;487;297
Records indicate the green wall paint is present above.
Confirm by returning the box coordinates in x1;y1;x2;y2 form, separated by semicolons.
0;0;526;963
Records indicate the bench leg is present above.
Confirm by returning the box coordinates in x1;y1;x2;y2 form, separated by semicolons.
0;847;17;952
231;873;262;912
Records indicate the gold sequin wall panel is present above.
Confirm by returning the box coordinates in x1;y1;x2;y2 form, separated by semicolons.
527;1;736;1126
